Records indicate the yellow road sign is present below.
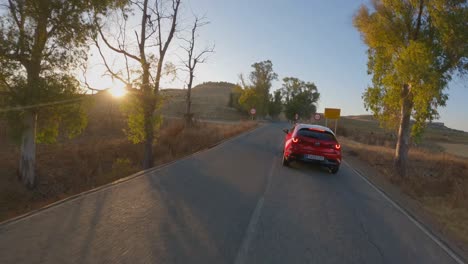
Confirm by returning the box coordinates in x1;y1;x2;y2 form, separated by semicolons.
324;108;341;119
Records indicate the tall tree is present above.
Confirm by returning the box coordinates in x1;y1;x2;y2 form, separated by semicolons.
268;90;282;119
249;60;278;116
354;0;467;177
281;77;320;121
0;0;121;188
180;16;214;126
238;87;261;114
95;0;181;169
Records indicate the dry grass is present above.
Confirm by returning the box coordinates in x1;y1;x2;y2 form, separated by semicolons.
341;137;468;244
438;143;468;158
0;119;257;222
0;83;254;222
310;115;468;152
160;82;247;121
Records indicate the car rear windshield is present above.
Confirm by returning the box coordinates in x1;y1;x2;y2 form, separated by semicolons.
297;128;336;141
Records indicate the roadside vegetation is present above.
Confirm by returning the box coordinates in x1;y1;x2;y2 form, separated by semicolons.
0;0;217;190
0;116;257;222
230;60;320;122
348;0;468;247
353;0;467;177
0;0;259;221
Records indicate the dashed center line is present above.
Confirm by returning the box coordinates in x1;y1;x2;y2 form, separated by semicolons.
234;151;279;264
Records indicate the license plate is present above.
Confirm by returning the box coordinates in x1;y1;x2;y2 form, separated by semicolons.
306;154;324;161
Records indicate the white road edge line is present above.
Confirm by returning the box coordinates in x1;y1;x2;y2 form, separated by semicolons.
343;160;466;264
234;155;278;264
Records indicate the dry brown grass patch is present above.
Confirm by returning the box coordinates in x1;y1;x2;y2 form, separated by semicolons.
0;120;257;222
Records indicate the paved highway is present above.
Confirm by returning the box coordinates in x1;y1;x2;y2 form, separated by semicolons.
0;123;462;263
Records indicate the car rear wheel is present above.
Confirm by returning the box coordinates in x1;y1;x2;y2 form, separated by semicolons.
329;165;339;174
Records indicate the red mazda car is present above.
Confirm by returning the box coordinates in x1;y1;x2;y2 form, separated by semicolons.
282;124;342;173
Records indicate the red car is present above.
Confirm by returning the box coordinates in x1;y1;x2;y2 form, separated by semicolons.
282;124;342;174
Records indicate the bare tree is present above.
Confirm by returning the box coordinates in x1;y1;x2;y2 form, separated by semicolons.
180;16;214;125
94;0;181;169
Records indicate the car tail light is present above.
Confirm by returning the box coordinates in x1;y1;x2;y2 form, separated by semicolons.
334;144;341;150
292;137;299;143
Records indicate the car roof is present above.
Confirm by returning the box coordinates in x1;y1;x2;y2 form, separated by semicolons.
294;123;335;135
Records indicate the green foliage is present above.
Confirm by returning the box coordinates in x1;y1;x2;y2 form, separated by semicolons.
2;75;89;144
238;88;261;113
268;90;282;118
354;0;467;137
229;85;243;111
281;77;320;121
120;94;162;144
36;102;88;144
0;0;124;145
239;60;278;116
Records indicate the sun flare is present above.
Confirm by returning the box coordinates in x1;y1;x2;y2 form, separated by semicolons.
108;86;127;98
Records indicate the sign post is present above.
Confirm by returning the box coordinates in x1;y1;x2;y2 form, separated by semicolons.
335;119;338;135
313;113;321;122
250;108;256;120
324;108;341;135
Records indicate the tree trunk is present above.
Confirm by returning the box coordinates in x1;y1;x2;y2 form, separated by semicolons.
394;84;412;177
142;99;155;169
19;111;37;188
185;94;192;125
141;60;154;169
185;73;194;126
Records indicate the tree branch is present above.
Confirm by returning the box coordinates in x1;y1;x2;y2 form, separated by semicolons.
194;44;215;64
160;0;181;58
94;39;131;86
413;0;424;40
97;24;141;62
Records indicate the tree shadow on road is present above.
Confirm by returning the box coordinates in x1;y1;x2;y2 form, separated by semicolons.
145;157;261;264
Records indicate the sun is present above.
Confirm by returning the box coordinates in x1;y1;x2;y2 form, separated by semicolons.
108;85;127;98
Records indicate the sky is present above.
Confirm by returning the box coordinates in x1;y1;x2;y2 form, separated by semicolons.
86;0;468;131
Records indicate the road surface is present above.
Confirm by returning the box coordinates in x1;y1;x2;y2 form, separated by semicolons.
0;123;462;264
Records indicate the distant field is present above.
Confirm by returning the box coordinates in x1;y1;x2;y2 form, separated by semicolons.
438;143;468;158
305;114;468;156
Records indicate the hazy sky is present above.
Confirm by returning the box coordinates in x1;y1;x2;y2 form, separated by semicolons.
87;0;468;131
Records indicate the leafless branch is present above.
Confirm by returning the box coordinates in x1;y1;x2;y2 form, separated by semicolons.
181;15;214;74
159;0;181;58
194;44;215;64
97;23;141;62
4;0;27;63
80;63;105;92
152;0;181;93
94;39;131;86
179;13;214;119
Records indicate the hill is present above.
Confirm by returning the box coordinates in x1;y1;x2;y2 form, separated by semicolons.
160;82;245;120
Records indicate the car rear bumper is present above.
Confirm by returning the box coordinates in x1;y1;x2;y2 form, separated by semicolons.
286;153;341;166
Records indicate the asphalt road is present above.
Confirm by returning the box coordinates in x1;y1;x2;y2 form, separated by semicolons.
0;123;462;264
